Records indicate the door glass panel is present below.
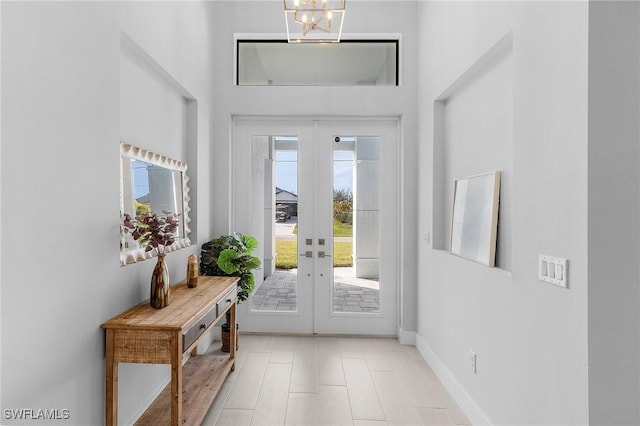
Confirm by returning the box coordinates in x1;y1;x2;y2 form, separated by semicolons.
251;136;299;312
332;136;380;314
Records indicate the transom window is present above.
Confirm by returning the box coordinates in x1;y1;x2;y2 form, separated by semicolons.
237;40;398;86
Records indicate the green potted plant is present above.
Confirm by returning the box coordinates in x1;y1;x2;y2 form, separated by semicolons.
200;232;261;351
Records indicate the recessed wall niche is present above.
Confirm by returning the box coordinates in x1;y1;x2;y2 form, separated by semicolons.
432;32;513;271
120;33;198;241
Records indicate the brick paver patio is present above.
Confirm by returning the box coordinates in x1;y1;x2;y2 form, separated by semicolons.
250;267;380;313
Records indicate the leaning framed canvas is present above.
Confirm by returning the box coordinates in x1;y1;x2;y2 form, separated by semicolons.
449;171;501;267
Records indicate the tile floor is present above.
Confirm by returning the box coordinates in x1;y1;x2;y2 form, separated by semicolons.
201;334;470;426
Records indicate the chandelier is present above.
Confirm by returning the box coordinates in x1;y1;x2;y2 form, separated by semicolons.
284;0;346;43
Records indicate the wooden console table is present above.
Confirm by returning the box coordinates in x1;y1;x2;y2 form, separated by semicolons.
101;276;239;425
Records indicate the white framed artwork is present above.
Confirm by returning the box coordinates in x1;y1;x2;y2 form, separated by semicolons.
449;171;501;267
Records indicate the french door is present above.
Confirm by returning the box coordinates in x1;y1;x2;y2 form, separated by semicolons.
232;118;399;335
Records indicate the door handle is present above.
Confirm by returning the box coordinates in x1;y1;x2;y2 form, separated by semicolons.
318;251;332;258
299;251;313;258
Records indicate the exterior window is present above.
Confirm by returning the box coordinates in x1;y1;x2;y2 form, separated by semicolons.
237;40;398;86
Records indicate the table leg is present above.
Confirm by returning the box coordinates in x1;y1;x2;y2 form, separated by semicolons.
105;330;118;425
171;334;183;425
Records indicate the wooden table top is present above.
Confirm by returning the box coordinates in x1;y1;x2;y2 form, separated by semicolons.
101;276;238;331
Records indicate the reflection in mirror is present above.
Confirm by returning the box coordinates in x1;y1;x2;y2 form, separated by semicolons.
120;143;191;265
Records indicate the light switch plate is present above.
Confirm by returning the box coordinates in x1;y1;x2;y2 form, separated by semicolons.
539;255;568;288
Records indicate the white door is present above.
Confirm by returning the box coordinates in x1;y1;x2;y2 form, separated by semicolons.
233;118;399;335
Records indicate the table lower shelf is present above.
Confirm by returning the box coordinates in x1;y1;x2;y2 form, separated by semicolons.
135;354;234;426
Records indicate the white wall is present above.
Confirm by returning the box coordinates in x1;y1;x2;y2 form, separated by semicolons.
1;2;215;424
588;2;640;424
209;1;420;336
417;2;590;424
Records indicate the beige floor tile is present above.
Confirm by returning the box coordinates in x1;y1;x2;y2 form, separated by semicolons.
239;334;275;352
285;393;320;426
290;347;319;393
404;345;426;361
437;392;471;425
203;340;248;384
203;336;467;426
342;358;386;421
269;350;295;364
214;408;254;426
201;382;232;425
251;363;292;426
224;352;270;409
371;371;422;426
384;351;445;408
365;352;394;372
225;349;249;383
270;335;299;351
340;338;365;358
407;356;438;376
294;336;319;352
415;407;456;426
359;337;401;352
318;339;346;386
353;420;388;426
318;385;353;426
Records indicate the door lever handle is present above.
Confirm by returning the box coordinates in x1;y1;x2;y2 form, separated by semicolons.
318;251;332;258
299;251;313;258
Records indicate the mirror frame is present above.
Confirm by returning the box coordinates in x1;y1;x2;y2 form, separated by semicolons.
120;142;191;266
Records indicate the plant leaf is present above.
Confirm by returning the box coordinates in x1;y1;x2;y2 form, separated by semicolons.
243;256;261;270
217;249;239;274
241;272;255;287
242;235;258;253
200;251;217;266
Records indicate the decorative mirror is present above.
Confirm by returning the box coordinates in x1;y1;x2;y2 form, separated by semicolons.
120;143;191;265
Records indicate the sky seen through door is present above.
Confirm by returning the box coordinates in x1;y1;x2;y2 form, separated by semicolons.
276;137;354;195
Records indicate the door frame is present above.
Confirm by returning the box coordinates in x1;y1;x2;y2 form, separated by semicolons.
231;116;402;336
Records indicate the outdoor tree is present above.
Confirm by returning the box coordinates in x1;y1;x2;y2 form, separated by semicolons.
333;188;353;225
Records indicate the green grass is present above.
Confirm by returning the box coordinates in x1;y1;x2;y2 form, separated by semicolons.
275;240;352;269
275;240;298;269
292;219;352;237
333;219;352;237
332;242;353;266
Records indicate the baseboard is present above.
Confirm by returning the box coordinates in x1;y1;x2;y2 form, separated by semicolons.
415;333;492;425
396;326;416;345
